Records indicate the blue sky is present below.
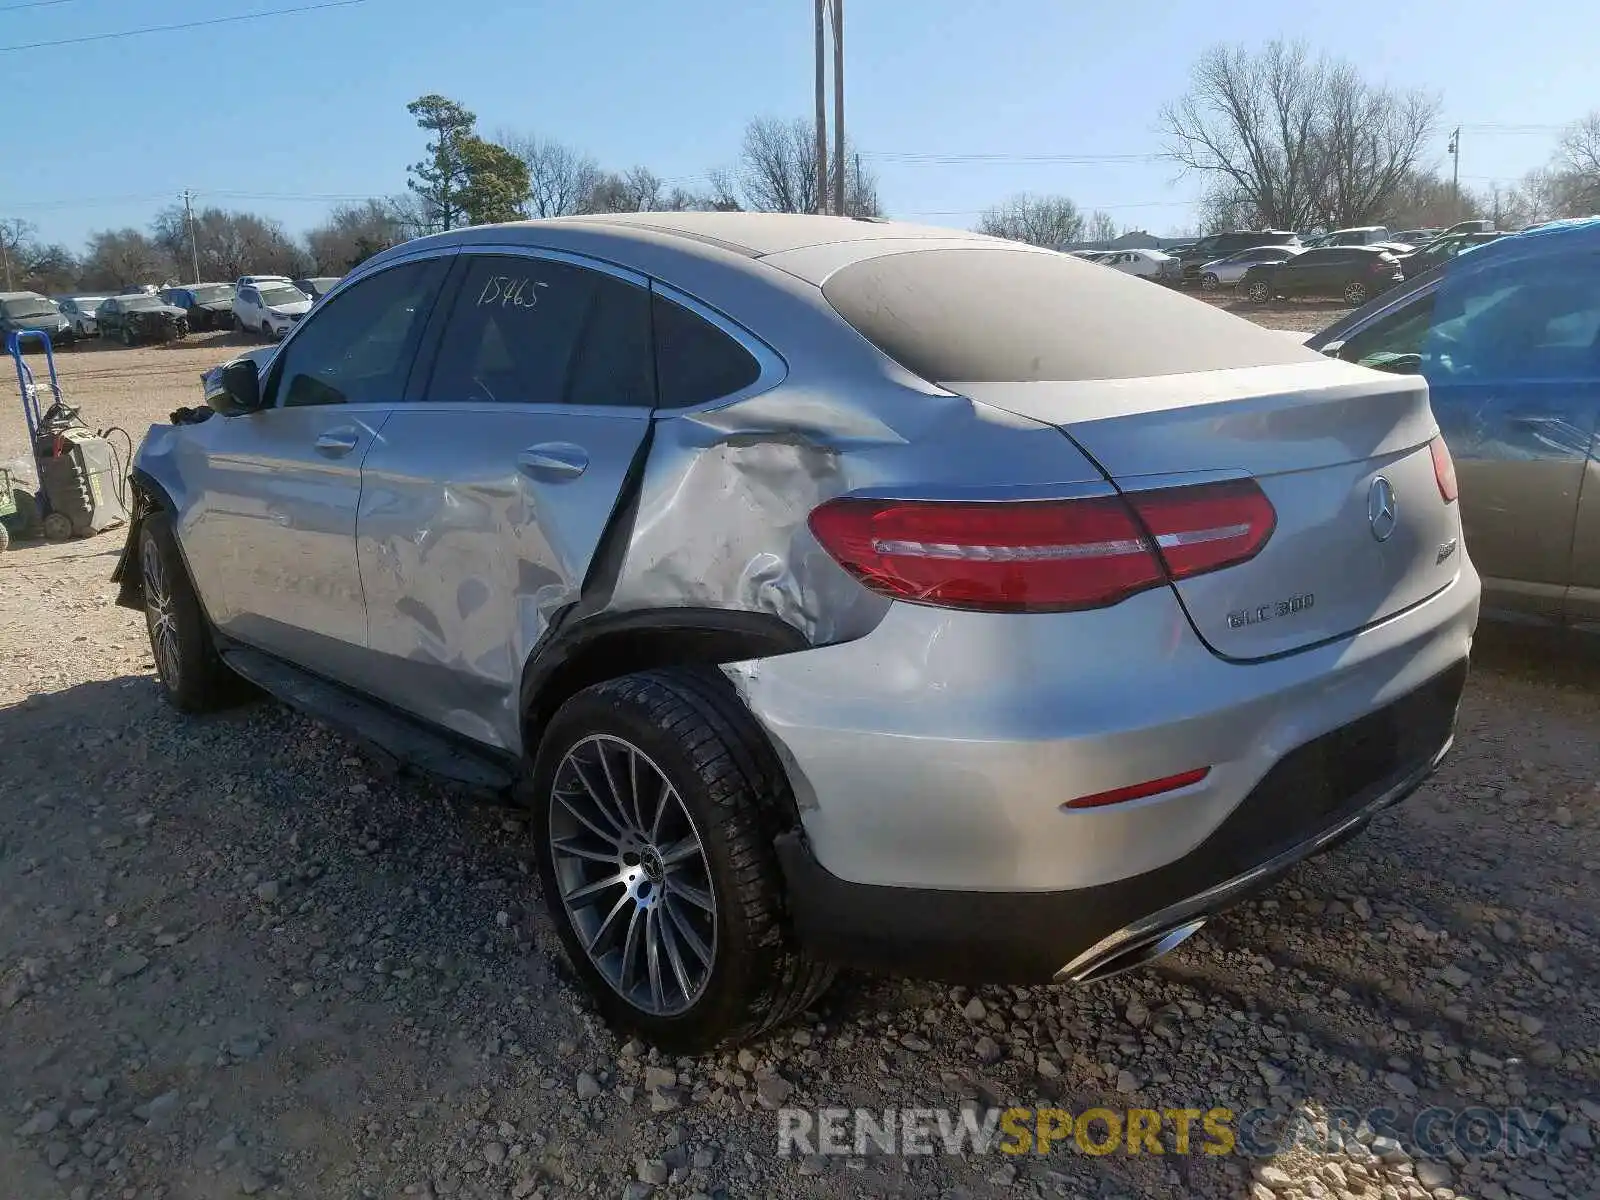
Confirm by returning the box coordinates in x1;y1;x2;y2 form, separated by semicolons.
1;0;1588;250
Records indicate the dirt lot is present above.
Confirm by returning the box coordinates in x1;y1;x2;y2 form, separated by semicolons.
3;311;1598;1200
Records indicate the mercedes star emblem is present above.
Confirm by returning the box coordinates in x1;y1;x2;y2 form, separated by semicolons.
1368;476;1398;542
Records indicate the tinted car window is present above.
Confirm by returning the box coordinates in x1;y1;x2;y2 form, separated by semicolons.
270;257;448;408
652;292;762;408
822;247;1315;383
1337;292;1438;370
426;254;652;407
1426;253;1600;381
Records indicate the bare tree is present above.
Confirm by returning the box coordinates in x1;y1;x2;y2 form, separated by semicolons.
583;166;668;214
79;229;175;290
151;206;306;281
739;117;822;213
1380;171;1479;229
1557;112;1600;213
1162;41;1439;231
1316;62;1438;227
304;199;414;272
736;117;878;215
1086;210;1119;243
0;219;78;293
976;194;1085;248
498;133;604;218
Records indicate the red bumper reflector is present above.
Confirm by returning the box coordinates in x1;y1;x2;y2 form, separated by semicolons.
1062;767;1212;810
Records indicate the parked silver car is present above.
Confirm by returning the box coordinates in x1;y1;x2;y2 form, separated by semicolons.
1198;244;1301;290
112;213;1480;1050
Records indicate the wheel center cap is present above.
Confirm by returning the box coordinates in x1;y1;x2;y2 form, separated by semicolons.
640;846;666;885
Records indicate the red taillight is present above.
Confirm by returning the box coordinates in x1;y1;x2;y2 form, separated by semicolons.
807;480;1276;613
1063;767;1212;810
1430;436;1458;502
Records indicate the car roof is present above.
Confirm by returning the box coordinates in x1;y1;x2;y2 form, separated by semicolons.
0;290;47;300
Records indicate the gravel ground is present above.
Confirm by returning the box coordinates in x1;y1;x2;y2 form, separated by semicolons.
3;317;1597;1200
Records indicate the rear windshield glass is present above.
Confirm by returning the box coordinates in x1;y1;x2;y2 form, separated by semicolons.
820;247;1317;383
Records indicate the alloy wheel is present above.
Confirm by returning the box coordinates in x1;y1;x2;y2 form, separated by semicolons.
1344;282;1368;305
1201;273;1219;291
143;543;181;688
548;733;717;1017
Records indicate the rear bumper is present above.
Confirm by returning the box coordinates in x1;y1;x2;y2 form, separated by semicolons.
726;560;1479;982
772;665;1462;983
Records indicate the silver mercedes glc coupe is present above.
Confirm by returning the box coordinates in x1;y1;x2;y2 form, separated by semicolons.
113;212;1480;1050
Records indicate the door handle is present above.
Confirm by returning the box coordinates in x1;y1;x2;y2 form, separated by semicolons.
314;428;361;456
517;442;588;481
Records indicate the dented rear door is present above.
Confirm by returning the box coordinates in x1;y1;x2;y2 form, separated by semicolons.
354;250;656;752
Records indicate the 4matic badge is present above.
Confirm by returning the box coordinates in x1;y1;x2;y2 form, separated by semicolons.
1228;593;1315;630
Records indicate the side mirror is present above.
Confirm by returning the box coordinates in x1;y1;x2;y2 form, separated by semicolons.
208;359;266;415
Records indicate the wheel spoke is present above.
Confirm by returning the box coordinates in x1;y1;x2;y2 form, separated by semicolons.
644;907;666;1012
646;777;674;843
619;904;645;994
596;741;634;831
586;888;633;955
554;788;621;846
550;835;618;865
562;870;627;908
657;832;700;868
658;902;700;999
663;897;713;966
666;876;714;913
571;753;634;836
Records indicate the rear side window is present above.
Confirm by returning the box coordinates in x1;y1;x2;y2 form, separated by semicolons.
820;247;1316;383
426;255;652;407
651;292;761;408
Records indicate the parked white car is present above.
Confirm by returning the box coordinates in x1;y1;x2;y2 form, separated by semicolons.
1198;245;1302;290
56;295;108;337
232;280;312;340
1099;248;1174;280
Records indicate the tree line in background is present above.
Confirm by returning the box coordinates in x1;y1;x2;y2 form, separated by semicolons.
5;50;1600;295
0;93;882;295
973;41;1600;250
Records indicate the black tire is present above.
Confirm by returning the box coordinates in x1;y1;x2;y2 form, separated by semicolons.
138;510;245;713
1201;272;1220;291
1343;281;1369;306
1247;280;1272;304
233;313;245;334
121;326;136;347
0;521;9;552
529;668;834;1052
10;489;41;538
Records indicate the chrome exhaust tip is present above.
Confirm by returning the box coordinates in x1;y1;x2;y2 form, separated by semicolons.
1056;918;1207;984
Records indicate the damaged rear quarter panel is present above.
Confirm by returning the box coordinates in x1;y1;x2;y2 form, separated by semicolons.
602;282;1110;649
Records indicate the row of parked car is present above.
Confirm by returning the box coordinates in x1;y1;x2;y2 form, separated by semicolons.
1069;220;1507;307
0;275;342;349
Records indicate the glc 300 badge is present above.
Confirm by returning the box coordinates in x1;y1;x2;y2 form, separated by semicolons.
1228;593;1316;629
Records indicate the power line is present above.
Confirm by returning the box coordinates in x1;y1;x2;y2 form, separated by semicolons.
0;0;80;12
0;0;366;53
866;151;1165;165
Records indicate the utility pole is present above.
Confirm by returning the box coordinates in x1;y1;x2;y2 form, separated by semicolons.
831;0;845;216
1447;127;1461;206
0;225;12;291
182;189;201;284
813;0;828;215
